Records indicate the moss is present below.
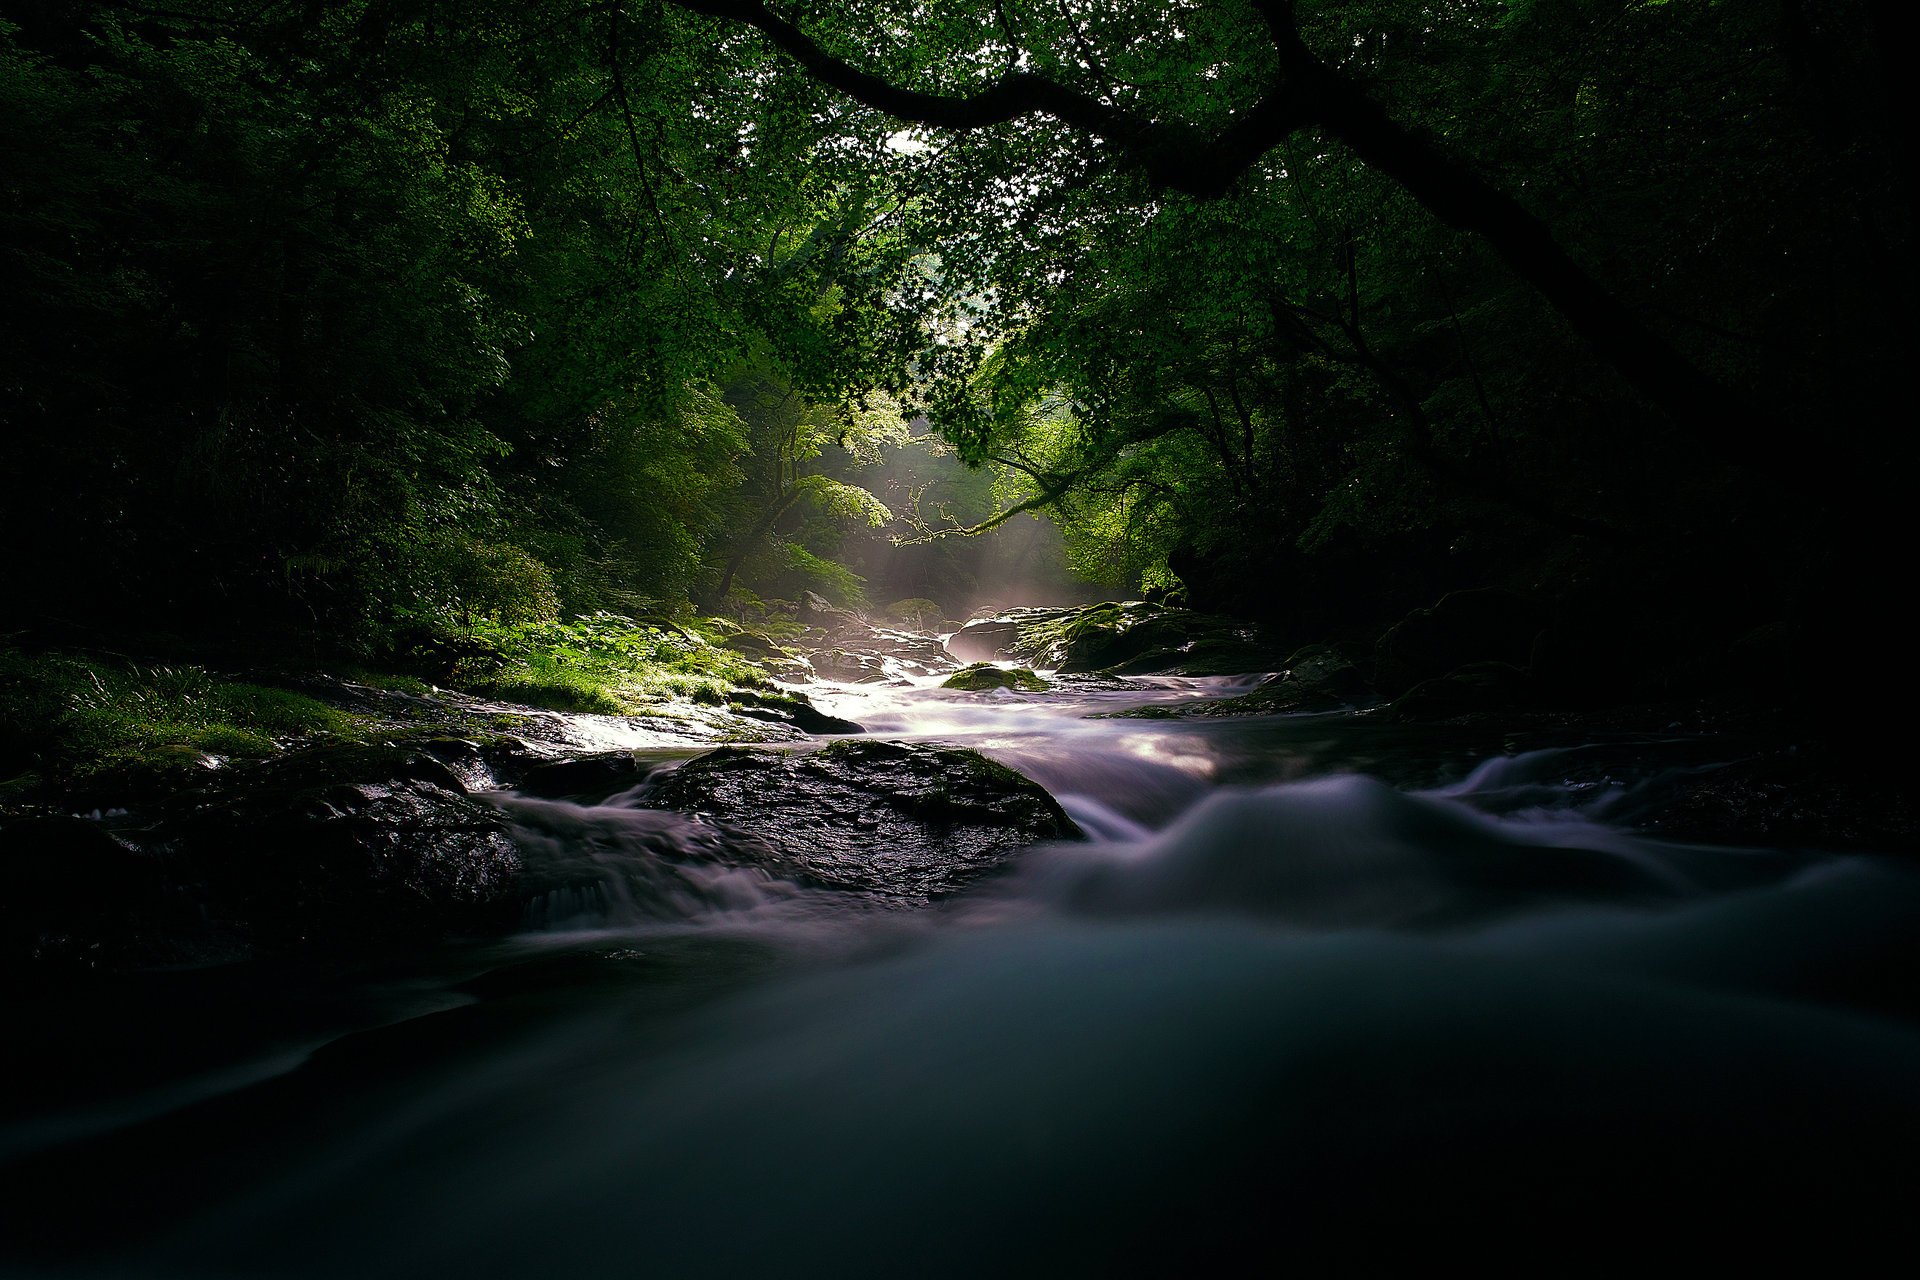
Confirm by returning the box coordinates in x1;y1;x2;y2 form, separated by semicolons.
187;725;281;756
943;663;1051;693
339;667;435;696
947;748;1031;790
886;598;942;627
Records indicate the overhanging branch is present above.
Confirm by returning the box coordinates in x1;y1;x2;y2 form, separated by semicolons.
665;0;1806;492
670;0;1311;197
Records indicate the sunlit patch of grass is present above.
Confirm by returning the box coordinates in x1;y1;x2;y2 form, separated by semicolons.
338;667;435;697
446;613;774;714
485;669;628;715
0;647;361;785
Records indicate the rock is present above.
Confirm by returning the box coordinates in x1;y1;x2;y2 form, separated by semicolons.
1374;589;1547;696
1646;751;1920;853
1281;643;1373;700
885;598;942;627
410;735;544;791
948;602;1280;676
1141;583;1189;607
57;743;230;815
808;649;892;683
945;618;1026;664
1106;644;1370;720
3;743;529;971
151;744;526;955
720;631;784;660
864;628;957;675
515;751;652;799
726;690;863;735
942;664;1051;693
1385;661;1531;721
798;626;956;683
799;592;869;636
640;741;1081;905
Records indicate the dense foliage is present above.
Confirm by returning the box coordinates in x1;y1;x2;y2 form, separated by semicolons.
2;0;1911;715
0;0;922;651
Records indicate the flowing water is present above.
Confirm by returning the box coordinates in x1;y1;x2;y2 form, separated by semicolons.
5;656;1919;1275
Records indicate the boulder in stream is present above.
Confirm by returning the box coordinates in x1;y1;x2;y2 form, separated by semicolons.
150;744;526;955
947;601;1282;676
942;664;1050;692
640;740;1082;905
1107;643;1371;719
2;743;527;970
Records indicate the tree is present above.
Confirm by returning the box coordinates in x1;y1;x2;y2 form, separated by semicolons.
661;0;1907;499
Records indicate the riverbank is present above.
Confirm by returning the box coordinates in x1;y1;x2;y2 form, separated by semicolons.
4;596;1914;977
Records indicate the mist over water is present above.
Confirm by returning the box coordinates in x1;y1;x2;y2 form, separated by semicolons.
6;661;1919;1275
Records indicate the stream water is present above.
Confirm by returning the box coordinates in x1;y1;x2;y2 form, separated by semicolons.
5;656;1919;1275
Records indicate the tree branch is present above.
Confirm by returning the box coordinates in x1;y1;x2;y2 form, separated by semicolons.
894;474;1077;542
670;0;1311;197
669;0;1809;493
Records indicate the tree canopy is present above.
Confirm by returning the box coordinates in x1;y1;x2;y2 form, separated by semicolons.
1;0;1910;677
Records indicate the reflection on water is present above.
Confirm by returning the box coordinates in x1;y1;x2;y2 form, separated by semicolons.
4;665;1918;1275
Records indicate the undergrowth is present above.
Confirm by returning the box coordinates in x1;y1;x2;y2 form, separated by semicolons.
0;647;357;784
443;613;773;714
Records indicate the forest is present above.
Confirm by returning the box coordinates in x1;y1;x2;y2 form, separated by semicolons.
2;1;1916;1274
4;0;1909;690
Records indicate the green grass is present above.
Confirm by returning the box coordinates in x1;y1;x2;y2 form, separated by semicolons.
0;647;359;785
337;667;435;697
446;613;775;714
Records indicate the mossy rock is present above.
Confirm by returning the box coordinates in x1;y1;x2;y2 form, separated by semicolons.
719;630;785;661
3;742;527;971
727;689;863;734
886;598;943;627
943;664;1051;692
947;602;1280;676
640;740;1079;905
514;750;651;799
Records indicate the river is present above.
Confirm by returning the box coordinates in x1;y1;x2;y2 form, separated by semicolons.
4;658;1918;1275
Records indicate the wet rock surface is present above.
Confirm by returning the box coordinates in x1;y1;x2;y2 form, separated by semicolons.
1644;750;1920;853
948;601;1282;676
1109;644;1370;719
724;689;863;735
799;625;958;683
639;740;1082;905
284;672;816;753
944;616;1033;664
512;750;654;800
2;744;525;970
161;746;525;949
